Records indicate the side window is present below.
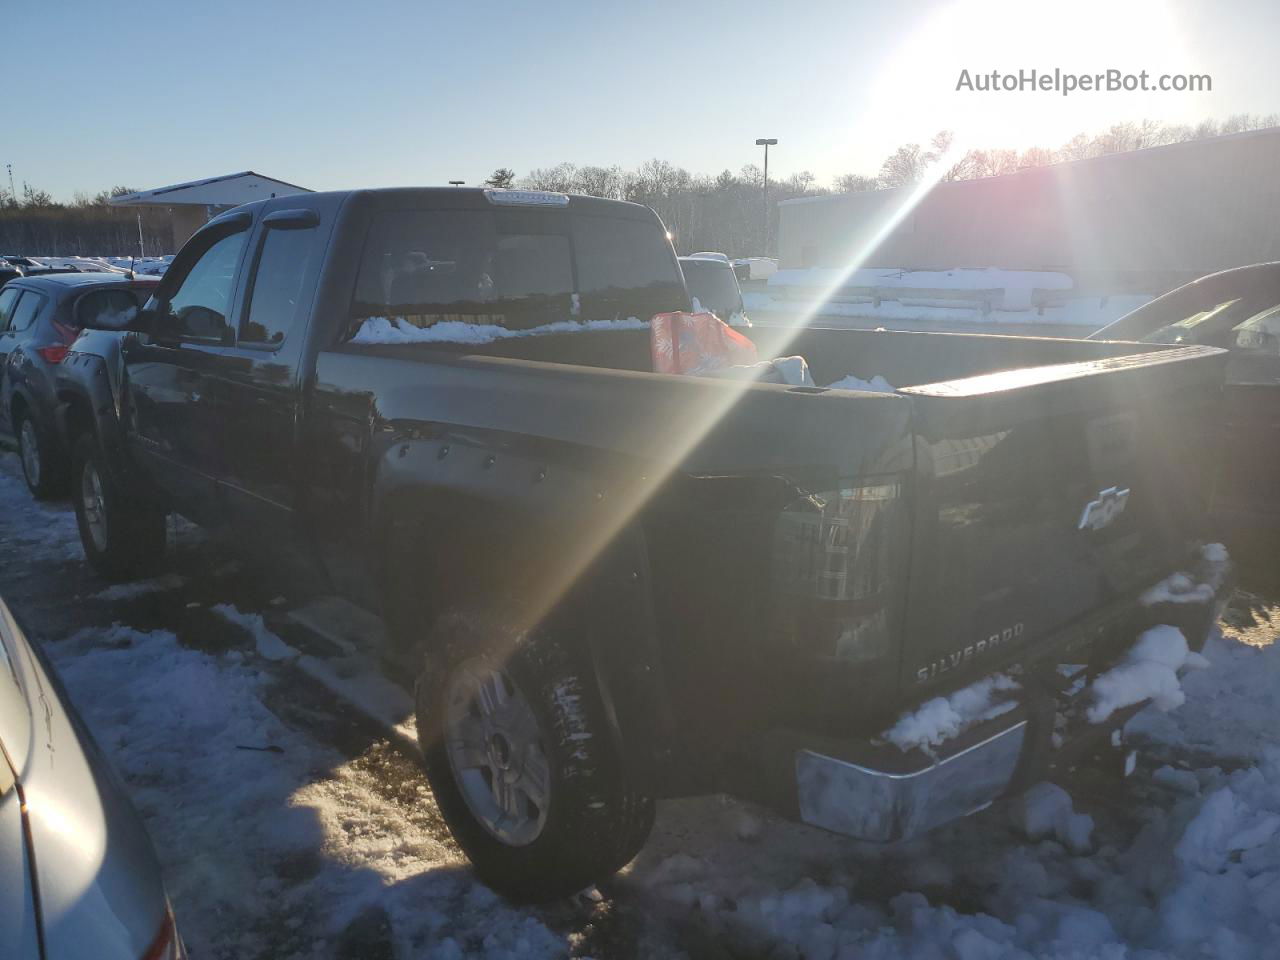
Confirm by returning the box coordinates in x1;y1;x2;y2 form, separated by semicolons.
241;225;319;347
8;292;45;332
0;288;20;331
165;230;248;341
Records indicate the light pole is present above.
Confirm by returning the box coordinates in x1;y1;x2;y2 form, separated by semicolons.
449;180;465;187
754;138;777;254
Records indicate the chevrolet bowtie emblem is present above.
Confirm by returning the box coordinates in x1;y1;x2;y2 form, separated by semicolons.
1079;486;1130;531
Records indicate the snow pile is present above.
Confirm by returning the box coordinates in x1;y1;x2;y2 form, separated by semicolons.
350;315;648;345
1087;625;1209;723
1141;571;1215;606
881;673;1020;754
1141;542;1231;607
1126;617;1280;761
826;373;896;393
1010;782;1094;853
708;355;815;387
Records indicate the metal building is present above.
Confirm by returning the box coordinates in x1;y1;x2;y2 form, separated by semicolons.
109;171;312;249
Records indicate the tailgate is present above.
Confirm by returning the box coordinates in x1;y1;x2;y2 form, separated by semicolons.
898;344;1226;693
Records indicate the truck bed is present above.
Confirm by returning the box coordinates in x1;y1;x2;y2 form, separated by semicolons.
324;325;1226;742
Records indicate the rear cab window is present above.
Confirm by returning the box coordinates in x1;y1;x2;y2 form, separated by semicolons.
240;221;323;348
348;204;686;342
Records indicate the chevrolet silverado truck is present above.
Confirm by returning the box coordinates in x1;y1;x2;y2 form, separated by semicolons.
53;187;1231;901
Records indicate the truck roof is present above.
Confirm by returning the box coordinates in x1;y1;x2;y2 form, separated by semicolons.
242;186;658;221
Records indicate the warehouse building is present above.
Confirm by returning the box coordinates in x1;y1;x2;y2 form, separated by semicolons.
778;127;1280;293
110;171;312;249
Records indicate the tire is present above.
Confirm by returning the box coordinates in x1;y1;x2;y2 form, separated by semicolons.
70;433;167;581
416;607;655;902
16;410;67;500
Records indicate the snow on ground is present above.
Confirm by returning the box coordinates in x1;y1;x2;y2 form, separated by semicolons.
4;450;1280;958
743;267;1152;332
47;622;564;959
745;289;1153;331
771;267;1076;297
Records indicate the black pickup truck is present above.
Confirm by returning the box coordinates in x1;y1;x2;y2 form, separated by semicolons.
54;187;1231;901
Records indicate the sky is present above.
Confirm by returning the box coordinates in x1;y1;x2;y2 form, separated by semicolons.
7;0;1279;200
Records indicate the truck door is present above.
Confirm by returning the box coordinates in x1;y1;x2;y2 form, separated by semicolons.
208;207;325;533
122;218;250;523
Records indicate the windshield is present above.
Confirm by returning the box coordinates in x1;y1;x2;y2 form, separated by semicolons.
350;208;686;335
680;258;744;321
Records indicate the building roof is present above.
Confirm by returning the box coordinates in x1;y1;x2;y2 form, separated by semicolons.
109;171;312;208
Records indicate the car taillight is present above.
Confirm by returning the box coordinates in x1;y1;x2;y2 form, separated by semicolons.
36;345;69;364
770;479;906;662
141;905;184;960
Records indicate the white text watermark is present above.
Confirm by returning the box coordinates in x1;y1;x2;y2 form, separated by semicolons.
956;68;1211;96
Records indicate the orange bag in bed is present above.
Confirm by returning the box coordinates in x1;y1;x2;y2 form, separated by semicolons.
650;311;758;375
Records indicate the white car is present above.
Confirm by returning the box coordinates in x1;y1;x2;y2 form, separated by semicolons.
0;598;184;958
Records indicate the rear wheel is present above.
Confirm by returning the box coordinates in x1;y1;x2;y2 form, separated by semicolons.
16;411;67;499
71;433;166;581
416;607;655;902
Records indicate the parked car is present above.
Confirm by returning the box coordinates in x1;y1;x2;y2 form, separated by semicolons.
1090;262;1280;526
0;596;184;958
679;254;749;325
0;273;159;497
0;265;21;288
1;256;41;270
57;187;1229;901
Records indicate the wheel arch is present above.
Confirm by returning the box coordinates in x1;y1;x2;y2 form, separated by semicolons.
370;435;676;791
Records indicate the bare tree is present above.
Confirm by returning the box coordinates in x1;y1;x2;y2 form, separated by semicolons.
1017;146;1057;168
520;163;577;192
1059;133;1095;162
878;144;929;187
833;173;878;193
573;165;626;199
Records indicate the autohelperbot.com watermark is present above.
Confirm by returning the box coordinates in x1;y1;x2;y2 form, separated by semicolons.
955;68;1211;96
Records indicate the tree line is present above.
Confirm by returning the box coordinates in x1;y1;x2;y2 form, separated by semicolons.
0;185;173;257
5;113;1276;258
498;113;1280;257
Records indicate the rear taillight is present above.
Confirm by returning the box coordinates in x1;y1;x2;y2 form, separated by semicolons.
36;345;69;364
141;905;183;960
770;479;906;662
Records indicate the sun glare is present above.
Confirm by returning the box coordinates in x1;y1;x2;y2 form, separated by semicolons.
862;0;1192;158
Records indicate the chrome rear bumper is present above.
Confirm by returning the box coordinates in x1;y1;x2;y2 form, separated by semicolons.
795;720;1027;843
791;550;1231;844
